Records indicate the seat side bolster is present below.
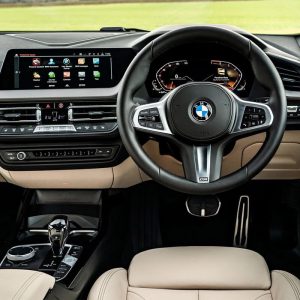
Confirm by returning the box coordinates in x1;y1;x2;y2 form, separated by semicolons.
88;268;128;300
271;270;300;300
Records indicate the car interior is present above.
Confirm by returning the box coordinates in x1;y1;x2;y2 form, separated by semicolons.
0;22;300;299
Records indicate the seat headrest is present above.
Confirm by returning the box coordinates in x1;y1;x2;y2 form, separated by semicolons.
128;246;271;290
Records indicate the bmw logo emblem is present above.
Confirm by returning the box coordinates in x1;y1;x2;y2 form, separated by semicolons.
192;100;213;122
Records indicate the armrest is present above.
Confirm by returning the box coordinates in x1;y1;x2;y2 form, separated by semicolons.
0;269;55;300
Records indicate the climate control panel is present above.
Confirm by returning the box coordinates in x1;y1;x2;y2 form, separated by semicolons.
1;146;118;164
0;101;117;137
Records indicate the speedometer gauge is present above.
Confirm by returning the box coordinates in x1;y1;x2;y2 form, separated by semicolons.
156;60;192;91
209;60;242;90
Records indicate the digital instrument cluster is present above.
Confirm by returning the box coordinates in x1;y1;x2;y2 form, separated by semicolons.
146;44;254;98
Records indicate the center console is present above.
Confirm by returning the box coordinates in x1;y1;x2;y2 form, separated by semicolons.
1;244;82;281
0;100;125;170
0;216;83;282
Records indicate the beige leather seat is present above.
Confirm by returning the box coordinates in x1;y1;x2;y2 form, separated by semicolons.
88;246;300;300
0;269;55;300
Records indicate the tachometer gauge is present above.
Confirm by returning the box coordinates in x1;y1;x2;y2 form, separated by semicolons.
156;60;192;92
208;60;242;91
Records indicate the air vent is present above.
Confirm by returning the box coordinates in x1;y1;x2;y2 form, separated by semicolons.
0;105;41;123
68;104;116;122
273;59;300;91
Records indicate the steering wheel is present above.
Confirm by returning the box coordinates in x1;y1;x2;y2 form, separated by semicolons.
117;26;286;195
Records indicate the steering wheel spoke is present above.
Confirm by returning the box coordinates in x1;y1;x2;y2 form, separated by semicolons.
179;142;224;183
230;93;274;137
132;95;173;136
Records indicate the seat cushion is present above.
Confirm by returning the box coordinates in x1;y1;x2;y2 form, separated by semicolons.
0;269;55;300
129;246;271;290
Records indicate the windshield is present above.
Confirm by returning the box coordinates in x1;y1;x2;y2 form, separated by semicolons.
0;0;299;34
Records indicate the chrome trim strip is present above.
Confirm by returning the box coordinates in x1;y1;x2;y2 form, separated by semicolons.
6;246;35;262
194;145;211;184
28;229;98;236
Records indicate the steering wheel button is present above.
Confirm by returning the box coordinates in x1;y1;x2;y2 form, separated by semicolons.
146;122;155;128
155;123;164;130
149;108;159;115
139;120;146;127
139;109;150;117
252;114;260;120
245;107;252;113
257;108;264;114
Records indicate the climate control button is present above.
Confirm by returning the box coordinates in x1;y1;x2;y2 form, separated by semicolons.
16;151;27;161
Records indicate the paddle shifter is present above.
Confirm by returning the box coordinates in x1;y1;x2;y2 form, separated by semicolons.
48;216;69;257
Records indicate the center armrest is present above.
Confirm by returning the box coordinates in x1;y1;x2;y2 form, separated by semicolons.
0;269;55;300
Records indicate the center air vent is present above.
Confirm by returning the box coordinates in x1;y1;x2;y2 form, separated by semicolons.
0;105;41;123
68;104;116;122
272;58;300;91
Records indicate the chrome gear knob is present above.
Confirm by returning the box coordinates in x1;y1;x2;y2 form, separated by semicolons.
48;216;69;257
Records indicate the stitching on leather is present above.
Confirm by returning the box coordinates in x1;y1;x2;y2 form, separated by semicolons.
97;269;124;300
283;272;300;299
273;271;298;298
276;271;300;299
97;269;114;300
128;291;146;300
99;270;114;300
101;269;124;300
273;271;300;300
15;273;44;299
254;292;272;300
12;272;41;300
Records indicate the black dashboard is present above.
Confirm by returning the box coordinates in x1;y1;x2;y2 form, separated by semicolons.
0;28;299;172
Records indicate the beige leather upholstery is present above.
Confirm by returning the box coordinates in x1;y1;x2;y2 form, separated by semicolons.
0;269;55;300
88;246;300;300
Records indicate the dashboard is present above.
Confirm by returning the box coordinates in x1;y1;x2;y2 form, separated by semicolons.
0;27;298;189
146;44;254;98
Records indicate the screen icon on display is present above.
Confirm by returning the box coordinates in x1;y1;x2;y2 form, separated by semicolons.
78;58;85;65
33;72;41;79
48;58;56;65
48;71;56;79
63;71;71;78
217;68;226;76
63;58;71;65
78;71;85;78
93;58;100;65
32;58;41;66
93;71;101;78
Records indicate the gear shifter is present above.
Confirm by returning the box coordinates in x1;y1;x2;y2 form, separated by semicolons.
48;216;69;257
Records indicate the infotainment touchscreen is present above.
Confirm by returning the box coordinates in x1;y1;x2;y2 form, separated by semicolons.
0;48;135;90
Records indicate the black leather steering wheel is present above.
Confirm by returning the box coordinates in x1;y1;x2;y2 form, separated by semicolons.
117;26;286;195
